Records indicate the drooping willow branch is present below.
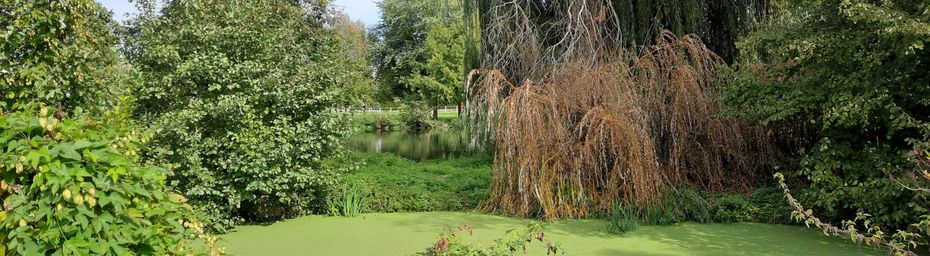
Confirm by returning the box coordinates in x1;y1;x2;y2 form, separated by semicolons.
773;173;918;256
467;30;776;219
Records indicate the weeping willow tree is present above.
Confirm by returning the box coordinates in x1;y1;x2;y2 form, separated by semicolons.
464;0;770;78
464;0;775;219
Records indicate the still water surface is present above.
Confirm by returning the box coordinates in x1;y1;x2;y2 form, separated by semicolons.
346;130;478;160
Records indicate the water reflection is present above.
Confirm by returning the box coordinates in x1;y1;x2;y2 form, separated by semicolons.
346;130;476;161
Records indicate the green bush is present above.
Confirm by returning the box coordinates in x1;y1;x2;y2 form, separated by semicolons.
351;113;403;132
724;0;930;229
126;0;361;230
642;194;680;226
401;104;435;132
748;186;793;224
708;194;751;223
0;108;219;255
673;188;712;223
641;188;711;225
0;0;133;113
639;189;757;225
340;152;491;213
607;203;638;235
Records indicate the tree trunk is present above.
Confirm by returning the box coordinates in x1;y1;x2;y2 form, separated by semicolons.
457;102;462;117
432;107;439;120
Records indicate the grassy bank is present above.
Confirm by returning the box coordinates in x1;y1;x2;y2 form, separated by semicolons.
337;152;491;213
221;212;884;256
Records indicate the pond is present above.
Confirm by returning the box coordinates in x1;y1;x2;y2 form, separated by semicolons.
221;212;886;256
346;130;478;161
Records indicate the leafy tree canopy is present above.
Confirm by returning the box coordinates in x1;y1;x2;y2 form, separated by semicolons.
125;0;361;230
406;17;466;109
374;0;464;108
724;0;930;230
0;0;135;113
1;108;220;255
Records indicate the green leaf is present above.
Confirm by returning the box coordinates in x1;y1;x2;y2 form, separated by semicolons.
54;143;82;161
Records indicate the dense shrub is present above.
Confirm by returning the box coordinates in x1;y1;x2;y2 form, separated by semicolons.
724;0;930;229
0;0;133;113
0;108;219;255
748;186;793;224
352;113;403;132
667;188;712;224
125;0;361;229
708;194;751;223
641;188;766;225
338;152;491;213
401;104;435;132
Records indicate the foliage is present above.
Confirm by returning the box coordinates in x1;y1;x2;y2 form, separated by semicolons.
0;0;134;113
341;152;491;213
416;223;562;256
470;31;775;219
0;107;221;255
328;182;364;218
331;11;376;105
125;0;360;230
640;192;681;226
607;204;638;235
351;113;403;132
724;0;930;230
374;0;464;105
749;186;794;224
639;188;773;225
649;188;712;225
774;173;921;256
465;0;770;86
405;16;466;110
674;188;713;224
708;194;751;223
401;104;436;132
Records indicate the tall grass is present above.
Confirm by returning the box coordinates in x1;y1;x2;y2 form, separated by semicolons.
329;183;364;217
607;203;638;235
341;188;364;217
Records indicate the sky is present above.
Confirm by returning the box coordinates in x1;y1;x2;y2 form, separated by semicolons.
96;0;381;27
96;0;136;22
332;0;381;28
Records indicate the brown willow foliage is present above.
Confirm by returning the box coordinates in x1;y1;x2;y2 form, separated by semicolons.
467;0;775;219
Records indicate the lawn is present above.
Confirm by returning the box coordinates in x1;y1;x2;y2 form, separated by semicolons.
437;110;458;122
220;212;883;256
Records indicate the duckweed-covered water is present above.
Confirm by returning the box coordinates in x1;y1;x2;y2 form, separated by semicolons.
221;212;885;256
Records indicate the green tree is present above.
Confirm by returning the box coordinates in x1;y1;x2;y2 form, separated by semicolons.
0;0;134;113
331;11;376;106
125;0;360;230
374;0;464;116
464;0;769;69
0;108;219;255
724;0;930;230
406;18;466;119
1;1;216;254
